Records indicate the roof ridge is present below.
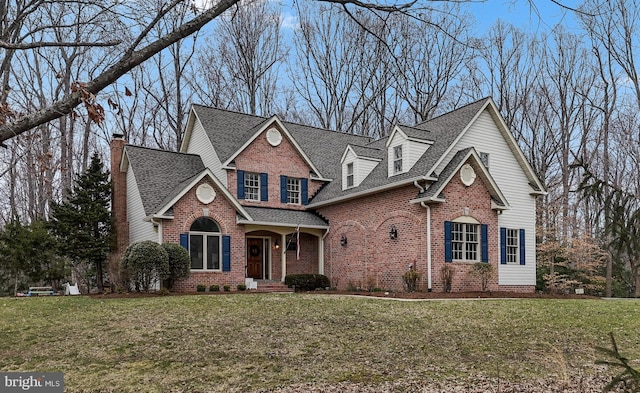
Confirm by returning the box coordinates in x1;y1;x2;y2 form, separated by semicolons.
414;97;491;128
126;144;201;157
192;104;268;121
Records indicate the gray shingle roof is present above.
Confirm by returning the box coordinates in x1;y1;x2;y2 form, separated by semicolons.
239;207;329;228
125;145;205;215
189;98;492;206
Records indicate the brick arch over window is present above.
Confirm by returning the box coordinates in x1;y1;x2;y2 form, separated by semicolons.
179;216;231;272
180;212;228;234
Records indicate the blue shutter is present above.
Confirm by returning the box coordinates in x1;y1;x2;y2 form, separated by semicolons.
301;178;309;205
280;175;288;203
222;235;231;272
237;170;245;200
519;229;526;265
500;227;507;264
260;173;268;201
444;221;452;262
481;224;488;262
180;233;189;250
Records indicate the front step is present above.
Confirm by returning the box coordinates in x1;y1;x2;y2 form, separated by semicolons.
252;279;294;293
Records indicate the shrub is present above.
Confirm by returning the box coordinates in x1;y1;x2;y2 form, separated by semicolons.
441;264;455;293
120;241;169;292
161;243;190;290
284;274;330;291
223;285;230;292
469;263;493;292
402;268;420;292
209;284;219;292
196;284;206;292
237;284;246;291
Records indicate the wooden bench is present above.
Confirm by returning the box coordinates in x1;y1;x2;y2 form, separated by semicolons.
28;287;54;296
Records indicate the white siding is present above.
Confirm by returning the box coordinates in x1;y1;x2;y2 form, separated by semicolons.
127;169;157;244
342;149;379;189
186;118;226;187
407;141;430;170
438;110;537;286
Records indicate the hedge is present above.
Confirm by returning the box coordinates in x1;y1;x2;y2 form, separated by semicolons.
284;274;330;291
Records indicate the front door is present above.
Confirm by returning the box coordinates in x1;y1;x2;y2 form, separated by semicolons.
247;238;263;279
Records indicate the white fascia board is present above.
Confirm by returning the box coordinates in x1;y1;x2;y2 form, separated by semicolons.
178;105;198;153
306;175;436;208
222;116;325;180
236;218;329;230
340;145;356;163
154;168;252;220
385;126;408;147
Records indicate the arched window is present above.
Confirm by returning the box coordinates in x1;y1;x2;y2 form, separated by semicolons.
189;217;221;270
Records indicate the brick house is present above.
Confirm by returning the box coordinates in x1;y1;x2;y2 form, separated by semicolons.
110;97;545;293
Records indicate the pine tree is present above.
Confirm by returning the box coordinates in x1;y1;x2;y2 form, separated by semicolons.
50;153;112;292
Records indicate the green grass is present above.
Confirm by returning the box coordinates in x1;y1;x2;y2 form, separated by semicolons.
0;294;639;392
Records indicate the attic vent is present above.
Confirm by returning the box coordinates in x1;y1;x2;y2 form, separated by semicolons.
266;128;282;146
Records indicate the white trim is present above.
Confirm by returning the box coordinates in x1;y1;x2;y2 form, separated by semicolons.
306;175;437;208
154;168;252;221
236;218;329;230
427;98;546;195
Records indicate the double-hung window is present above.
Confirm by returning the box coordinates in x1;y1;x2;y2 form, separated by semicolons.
500;227;526;265
451;222;479;261
393;145;403;174
287;178;301;204
346;163;354;188
445;220;488;263
244;172;260;201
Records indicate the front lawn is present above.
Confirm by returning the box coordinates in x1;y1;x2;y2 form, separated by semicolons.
0;294;638;392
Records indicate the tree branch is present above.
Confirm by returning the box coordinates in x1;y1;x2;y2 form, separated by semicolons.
0;0;239;143
0;40;122;49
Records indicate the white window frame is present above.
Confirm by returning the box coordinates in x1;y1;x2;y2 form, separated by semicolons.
287;177;301;204
244;172;260;201
346;162;354;188
506;228;519;264
451;222;479;262
393;145;403;174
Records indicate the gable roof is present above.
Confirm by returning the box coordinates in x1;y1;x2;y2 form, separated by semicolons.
410;147;510;210
124;145;206;216
124;145;250;219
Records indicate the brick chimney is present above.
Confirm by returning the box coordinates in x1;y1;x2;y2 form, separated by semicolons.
109;133;129;287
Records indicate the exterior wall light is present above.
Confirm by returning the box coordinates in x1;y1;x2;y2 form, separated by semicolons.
340;235;348;246
274;239;280;250
389;225;398;240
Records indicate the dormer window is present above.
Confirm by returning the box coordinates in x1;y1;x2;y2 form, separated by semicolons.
346;163;354;188
393;145;403;174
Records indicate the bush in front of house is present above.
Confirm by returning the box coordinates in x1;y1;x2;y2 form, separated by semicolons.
120;241;169;292
161;243;190;290
237;284;246;291
196;284;206;292
284;274;330;291
209;284;219;292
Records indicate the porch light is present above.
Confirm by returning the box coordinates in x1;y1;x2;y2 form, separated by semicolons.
274;239;280;250
340;235;347;247
389;225;398;240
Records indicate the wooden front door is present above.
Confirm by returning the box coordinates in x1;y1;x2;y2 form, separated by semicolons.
247;238;263;279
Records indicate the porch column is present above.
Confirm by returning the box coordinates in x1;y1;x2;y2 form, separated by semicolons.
280;233;287;282
318;235;325;275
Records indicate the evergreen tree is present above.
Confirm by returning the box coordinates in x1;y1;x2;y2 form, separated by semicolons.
50;153;111;292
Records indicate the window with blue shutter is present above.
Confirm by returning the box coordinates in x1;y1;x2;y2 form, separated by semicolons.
180;233;189;250
444;221;452;262
237;170;245;200
222;235;231;272
519;229;526;265
301;178;309;205
260;173;268;201
481;224;488;262
500;227;507;264
280;175;288;203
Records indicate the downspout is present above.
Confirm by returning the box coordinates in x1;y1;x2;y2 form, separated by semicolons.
421;202;432;291
319;227;330;276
